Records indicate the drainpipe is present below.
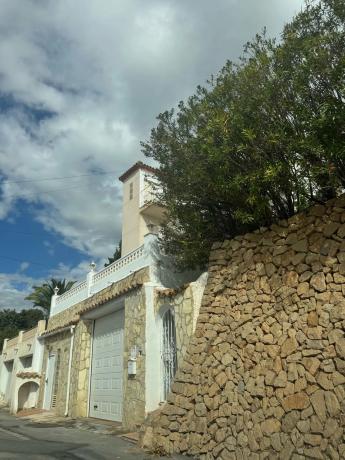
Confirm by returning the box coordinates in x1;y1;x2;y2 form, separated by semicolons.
64;325;76;417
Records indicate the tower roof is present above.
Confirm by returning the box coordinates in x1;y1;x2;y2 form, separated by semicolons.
118;161;157;182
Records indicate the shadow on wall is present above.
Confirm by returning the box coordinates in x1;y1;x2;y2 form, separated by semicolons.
17;381;39;411
149;236;202;288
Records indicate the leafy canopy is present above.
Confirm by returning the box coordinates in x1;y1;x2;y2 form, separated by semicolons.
25;278;76;318
142;0;345;269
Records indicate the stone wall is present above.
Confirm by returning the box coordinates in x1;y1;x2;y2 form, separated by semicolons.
69;320;93;418
123;287;146;429
37;321;92;417
38;329;71;414
143;195;345;459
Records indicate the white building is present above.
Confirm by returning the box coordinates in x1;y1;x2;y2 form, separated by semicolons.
38;162;206;428
0;320;46;413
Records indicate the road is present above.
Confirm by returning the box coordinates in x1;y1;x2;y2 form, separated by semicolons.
0;410;180;460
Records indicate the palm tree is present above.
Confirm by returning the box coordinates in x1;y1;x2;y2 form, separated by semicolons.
25;278;76;318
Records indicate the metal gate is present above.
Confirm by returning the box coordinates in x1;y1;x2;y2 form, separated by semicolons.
162;308;177;400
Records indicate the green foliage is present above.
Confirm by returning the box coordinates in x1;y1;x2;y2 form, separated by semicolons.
142;0;345;269
104;240;122;267
0;308;44;352
25;278;76;318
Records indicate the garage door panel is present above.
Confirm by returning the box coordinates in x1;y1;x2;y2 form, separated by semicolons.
89;310;124;421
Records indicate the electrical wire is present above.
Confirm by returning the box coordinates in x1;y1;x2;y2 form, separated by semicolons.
0;182;116;200
0;170;118;185
0;254;49;267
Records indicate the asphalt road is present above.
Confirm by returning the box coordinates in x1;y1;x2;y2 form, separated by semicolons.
0;410;181;460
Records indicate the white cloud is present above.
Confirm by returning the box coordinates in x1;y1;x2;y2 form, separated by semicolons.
19;262;29;272
0;0;305;284
0;272;39;310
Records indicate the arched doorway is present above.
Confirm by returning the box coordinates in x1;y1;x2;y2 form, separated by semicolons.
161;308;177;400
17;381;39;411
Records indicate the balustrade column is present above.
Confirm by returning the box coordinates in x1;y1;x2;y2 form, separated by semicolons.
86;262;96;297
50;287;60;317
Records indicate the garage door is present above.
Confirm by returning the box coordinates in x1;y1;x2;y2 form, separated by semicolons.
89;310;124;421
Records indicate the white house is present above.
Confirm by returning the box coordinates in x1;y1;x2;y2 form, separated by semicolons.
37;162;206;428
0;320;46;413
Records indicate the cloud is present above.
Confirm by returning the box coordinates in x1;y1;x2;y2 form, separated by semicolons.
19;262;30;272
0;0;305;266
0;272;38;310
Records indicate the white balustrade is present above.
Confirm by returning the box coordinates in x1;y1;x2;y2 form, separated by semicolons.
50;236;155;317
52;280;88;315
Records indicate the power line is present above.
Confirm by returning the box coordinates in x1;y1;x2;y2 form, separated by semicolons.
0;227;111;241
0;170;118;185
0;254;48;268
0;182;117;200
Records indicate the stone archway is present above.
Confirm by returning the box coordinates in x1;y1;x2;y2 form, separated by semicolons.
17;381;39;411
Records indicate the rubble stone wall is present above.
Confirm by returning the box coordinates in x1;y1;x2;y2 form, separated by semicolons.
38;329;72;414
69;320;93;418
143;196;345;459
123;287;146;429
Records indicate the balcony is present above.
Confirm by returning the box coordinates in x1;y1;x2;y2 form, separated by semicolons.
139;183;165;221
50;234;156;317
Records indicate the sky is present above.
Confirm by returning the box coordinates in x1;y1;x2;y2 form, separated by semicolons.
0;0;305;310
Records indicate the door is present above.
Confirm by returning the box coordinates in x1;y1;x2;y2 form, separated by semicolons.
4;361;14;401
89;310;124;421
43;354;56;409
162;309;177;400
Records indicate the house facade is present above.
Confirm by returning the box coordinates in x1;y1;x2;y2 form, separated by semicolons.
0;320;46;413
37;162;206;428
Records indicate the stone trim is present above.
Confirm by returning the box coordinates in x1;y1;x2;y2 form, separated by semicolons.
39;320;79;338
156;284;190;298
16;372;41;379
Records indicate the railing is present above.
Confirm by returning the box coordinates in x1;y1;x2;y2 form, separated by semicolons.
93;245;144;283
142;186;156;206
22;327;37;341
50;236;155;317
140;176;162;208
52;280;88;316
6;337;18;348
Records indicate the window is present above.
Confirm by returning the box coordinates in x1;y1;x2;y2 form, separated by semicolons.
129;182;134;200
21;355;33;368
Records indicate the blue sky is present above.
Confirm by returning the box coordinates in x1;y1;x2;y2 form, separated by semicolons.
0;0;304;309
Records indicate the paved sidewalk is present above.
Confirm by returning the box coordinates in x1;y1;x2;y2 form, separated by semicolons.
0;409;184;459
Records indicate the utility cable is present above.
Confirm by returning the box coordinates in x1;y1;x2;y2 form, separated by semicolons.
0;254;50;268
0;182;116;200
0;170;118;185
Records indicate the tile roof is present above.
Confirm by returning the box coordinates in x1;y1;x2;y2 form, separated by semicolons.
119;161;157;182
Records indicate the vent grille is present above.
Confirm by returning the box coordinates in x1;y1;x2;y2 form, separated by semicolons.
51;394;57;408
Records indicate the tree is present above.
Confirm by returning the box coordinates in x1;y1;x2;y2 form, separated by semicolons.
0;308;44;352
25;279;76;318
142;0;345;269
104;240;122;267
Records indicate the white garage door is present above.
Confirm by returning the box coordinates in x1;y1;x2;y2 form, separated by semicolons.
89;310;124;421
